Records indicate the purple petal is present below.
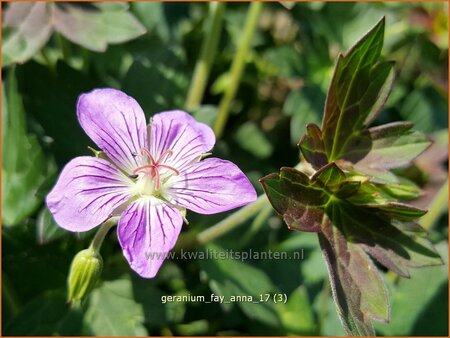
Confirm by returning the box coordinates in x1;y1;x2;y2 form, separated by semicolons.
77;88;147;173
46;157;133;232
118;198;183;278
149;110;215;171
167;158;257;214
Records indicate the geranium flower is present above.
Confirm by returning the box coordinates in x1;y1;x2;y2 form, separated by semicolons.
46;88;257;278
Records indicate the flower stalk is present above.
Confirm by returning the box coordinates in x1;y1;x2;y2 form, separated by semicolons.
213;2;263;139
185;2;226;111
90;216;119;253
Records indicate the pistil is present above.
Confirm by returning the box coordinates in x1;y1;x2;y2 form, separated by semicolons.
132;148;180;191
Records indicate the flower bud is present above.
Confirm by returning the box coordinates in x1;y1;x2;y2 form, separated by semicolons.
67;247;103;307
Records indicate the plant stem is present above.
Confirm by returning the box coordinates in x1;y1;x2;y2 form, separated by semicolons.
185;2;226;111
213;1;263;139
56;32;71;62
237;204;273;247
89;217;119;253
40;48;55;73
420;178;448;229
196;194;269;245
81;48;91;74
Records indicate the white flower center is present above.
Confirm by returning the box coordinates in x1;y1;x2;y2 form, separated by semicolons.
130;148;179;197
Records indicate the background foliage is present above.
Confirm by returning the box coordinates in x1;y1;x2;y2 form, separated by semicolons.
2;2;448;336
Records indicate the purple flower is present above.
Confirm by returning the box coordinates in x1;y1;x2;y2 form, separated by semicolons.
46;88;257;278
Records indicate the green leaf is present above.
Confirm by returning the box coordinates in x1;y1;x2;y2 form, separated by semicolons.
378;178;422;201
131;2;171;42
276;286;317;335
355;122;431;173
260;167;328;232
298;123;328;169
53;3;146;52
4;290;85;335
233;122;273;159
84;278;147;336
2;3;53;67
400;87;448;134
311;162;346;189
199;244;281;328
2;2;146;66
16;61;96;166
260;163;364;233
374;242;448;336
321;17;395;162
191;105;218;127
319;217;389;336
283;86;324;145
122;38;188;117
2;70;50;226
347;181;427;221
328;201;442;278
130;276;175;327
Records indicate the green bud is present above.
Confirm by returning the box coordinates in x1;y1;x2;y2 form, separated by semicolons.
67;247;103;307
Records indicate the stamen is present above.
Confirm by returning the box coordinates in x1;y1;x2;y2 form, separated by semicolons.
133;165;151;174
141;148;156;164
158;149;174;163
132;147;179;193
157;164;180;176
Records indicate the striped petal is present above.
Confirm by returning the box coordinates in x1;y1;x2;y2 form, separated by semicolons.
77;88;147;173
149;110;215;172
118;197;183;278
46;156;133;232
167;158;257;214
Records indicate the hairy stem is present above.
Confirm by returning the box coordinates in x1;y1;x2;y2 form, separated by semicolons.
185;2;226;111
196;194;269;245
420;178;448;229
213;2;263;139
89;216;119;253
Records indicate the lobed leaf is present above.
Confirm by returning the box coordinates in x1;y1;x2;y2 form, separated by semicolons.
298;123;327;169
2;3;53;67
260;167;329;232
327;202;442;278
311;162;346;189
355;122;431;174
319;216;389;336
263;15;444;337
321;17;396;162
347;181;427;221
2;2;146;66
53;3;146;52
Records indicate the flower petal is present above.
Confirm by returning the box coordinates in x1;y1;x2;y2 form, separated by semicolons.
117;198;183;278
77;88;147;173
167;158;257;214
46;157;133;232
149;110;215;171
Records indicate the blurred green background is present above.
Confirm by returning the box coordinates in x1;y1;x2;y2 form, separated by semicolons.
2;2;448;336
